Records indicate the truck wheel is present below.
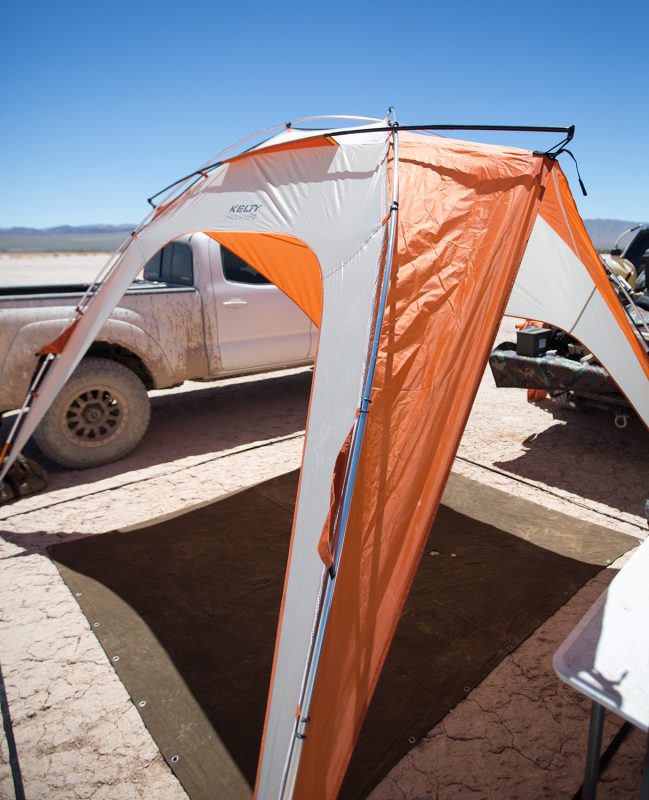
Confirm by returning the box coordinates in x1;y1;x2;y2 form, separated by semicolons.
34;357;151;469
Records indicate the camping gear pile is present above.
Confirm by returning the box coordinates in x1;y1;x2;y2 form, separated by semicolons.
489;224;649;427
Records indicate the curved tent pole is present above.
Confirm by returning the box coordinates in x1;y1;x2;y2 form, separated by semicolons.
289;114;383;126
146;115;385;208
277;108;401;800
0;235;138;481
0;354;55;467
0;116;391;482
146;121;294;207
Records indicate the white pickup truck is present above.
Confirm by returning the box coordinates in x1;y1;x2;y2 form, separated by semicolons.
0;233;316;468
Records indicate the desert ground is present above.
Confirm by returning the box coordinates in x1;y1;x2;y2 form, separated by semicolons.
0;257;647;798
0;252;112;287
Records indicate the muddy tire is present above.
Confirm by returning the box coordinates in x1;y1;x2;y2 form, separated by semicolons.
34;357;151;469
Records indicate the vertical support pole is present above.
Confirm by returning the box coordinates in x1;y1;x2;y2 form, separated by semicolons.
278;110;400;800
640;727;649;800
582;702;605;800
0;354;55;481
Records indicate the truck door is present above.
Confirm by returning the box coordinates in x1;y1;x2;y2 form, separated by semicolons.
213;244;312;371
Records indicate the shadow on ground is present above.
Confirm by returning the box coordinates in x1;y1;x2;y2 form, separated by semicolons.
17;369;312;494
50;471;611;800
494;402;649;519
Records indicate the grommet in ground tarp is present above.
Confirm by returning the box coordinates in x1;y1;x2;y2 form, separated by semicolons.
614;411;629;429
170;755;180;764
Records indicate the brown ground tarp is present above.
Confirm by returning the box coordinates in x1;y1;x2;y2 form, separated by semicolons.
50;470;635;800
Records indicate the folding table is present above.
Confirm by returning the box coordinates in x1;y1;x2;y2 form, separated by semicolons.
554;537;649;799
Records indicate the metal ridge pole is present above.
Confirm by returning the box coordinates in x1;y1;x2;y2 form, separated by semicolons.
328;123;574;137
278;108;401;799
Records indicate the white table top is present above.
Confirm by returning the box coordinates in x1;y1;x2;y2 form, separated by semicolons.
554;538;649;732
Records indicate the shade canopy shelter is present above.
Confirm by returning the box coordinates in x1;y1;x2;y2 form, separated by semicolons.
2;115;648;799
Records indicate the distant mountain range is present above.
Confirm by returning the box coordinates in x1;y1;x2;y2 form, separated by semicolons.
582;219;647;250
0;219;646;253
0;225;135;253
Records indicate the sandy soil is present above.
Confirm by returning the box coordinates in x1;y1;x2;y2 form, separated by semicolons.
0;318;647;798
0;253;112;287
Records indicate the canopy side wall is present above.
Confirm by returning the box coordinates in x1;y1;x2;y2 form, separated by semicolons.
247;137;391;798
507;164;649;428
293;136;552;799
0;127;387;479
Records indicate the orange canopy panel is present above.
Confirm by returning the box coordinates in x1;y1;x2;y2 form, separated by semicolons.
205;231;324;326
290;134;552;798
225;133;338;166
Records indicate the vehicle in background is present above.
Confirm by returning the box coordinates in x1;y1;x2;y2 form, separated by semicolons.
0;234;317;468
490;226;649;428
600;224;649;294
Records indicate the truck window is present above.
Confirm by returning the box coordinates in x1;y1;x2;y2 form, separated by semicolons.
166;242;194;285
624;230;649;271
143;242;194;286
143;250;162;281
221;246;270;285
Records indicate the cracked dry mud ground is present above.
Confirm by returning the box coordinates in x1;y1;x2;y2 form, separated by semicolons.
1;318;648;799
369;567;647;800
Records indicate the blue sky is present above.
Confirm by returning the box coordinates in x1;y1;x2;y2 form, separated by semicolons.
1;0;647;227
